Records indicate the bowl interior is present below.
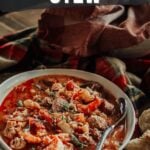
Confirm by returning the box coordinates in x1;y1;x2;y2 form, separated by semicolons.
0;69;136;150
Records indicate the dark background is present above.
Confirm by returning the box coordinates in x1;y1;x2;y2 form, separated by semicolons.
0;0;150;12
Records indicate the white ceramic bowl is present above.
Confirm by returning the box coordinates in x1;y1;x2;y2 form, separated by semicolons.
0;69;136;150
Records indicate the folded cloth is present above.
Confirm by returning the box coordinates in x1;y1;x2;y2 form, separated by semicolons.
38;5;150;57
0;27;36;70
0;5;150;119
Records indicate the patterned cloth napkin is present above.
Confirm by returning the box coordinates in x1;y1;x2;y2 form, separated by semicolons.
0;5;150;139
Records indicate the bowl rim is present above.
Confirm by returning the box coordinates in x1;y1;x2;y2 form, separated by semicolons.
0;69;136;150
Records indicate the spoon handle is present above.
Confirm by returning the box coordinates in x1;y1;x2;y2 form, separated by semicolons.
96;126;113;150
96;98;127;150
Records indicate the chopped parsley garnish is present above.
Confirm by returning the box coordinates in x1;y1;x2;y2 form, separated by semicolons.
61;114;66;121
49;91;56;98
17;100;23;107
62;103;69;111
71;135;85;149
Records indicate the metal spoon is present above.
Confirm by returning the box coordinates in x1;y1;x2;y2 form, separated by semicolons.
96;97;127;150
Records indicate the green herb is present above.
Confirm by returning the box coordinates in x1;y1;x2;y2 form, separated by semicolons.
71;135;85;149
61;115;66;121
62;103;69;111
17;100;23;107
49;91;56;98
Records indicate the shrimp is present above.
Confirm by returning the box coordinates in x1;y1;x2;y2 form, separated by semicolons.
3;121;17;138
42;135;53;145
15;122;27;132
73;113;86;123
51;83;63;91
64;143;74;150
3;126;16;138
57;133;71;142
19;131;41;144
43;135;64;150
12;108;28;120
3;120;26;138
77;97;103;114
10;137;26;150
39;109;52;123
28;117;45;129
24;99;41;109
37;129;47;137
28;117;47;136
5;120;17;127
78;89;94;103
57;120;73;134
42;135;66;146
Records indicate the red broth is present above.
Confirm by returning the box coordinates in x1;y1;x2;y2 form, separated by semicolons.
0;75;125;150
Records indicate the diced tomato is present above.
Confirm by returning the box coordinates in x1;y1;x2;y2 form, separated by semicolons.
74;127;84;134
77;97;103;114
73;114;85;123
73;90;81;100
88;97;103;112
66;81;74;91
